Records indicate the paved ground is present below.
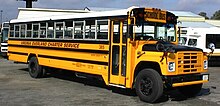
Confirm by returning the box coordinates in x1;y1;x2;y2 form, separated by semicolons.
0;58;220;106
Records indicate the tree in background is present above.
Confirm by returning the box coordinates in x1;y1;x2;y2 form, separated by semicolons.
198;12;209;19
211;10;220;20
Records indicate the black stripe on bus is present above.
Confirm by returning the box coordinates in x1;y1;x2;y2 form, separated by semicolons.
38;54;108;66
8;51;28;56
8;44;109;54
8;38;109;44
1;45;8;47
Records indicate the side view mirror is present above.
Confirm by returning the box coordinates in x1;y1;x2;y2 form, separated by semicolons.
208;43;215;53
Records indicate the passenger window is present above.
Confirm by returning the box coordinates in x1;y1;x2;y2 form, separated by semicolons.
33;24;39;38
178;37;187;45
188;38;197;46
113;21;120;43
15;25;20;37
47;22;54;38
64;21;73;39
26;23;32;38
20;24;26;38
112;45;119;75
55;22;64;39
85;20;95;39
40;22;47;38
97;20;108;40
206;34;220;49
9;24;14;37
74;21;84;39
123;21;127;43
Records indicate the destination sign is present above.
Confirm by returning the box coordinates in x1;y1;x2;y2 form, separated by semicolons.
144;9;166;23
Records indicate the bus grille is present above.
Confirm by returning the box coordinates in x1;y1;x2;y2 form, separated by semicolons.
177;52;202;73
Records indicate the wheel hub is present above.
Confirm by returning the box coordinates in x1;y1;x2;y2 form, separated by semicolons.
30;62;36;73
140;77;153;96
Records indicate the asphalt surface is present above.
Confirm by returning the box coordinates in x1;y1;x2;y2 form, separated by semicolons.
0;58;220;106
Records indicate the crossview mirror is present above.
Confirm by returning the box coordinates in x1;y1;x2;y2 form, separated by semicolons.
208;43;215;53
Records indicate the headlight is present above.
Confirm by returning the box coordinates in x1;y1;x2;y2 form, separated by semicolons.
204;60;208;69
168;62;175;72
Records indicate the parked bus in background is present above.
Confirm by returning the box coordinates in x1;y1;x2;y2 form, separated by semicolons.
179;27;220;65
0;22;9;57
8;7;209;103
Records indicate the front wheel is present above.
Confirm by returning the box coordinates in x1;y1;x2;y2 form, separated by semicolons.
178;84;202;97
135;69;163;103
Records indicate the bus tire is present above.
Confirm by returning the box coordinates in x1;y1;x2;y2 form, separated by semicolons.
28;57;43;78
135;69;163;103
178;84;202;97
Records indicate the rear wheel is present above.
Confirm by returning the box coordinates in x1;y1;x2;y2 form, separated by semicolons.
135;69;163;103
178;84;202;97
28;57;44;78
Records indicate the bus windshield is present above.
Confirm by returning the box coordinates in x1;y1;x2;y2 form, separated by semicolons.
178;37;187;45
133;22;176;42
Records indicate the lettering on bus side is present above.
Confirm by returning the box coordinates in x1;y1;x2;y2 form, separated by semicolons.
72;62;94;69
63;43;79;48
21;41;32;45
20;41;80;49
48;42;63;47
88;65;94;69
99;44;105;49
72;62;86;67
32;41;47;46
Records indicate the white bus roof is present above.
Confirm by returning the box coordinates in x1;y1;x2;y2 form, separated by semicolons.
10;6;137;23
17;8;91;19
170;11;202;18
84;7;121;11
178;22;215;28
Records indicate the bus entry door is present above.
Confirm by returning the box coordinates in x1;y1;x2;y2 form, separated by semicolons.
109;20;127;86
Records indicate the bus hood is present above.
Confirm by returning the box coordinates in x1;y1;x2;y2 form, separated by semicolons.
142;41;203;53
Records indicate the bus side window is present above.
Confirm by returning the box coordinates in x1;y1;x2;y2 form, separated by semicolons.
113;21;120;43
33;23;39;38
20;24;26;38
97;20;108;40
123;21;127;43
9;24;14;37
85;20;95;39
26;23;32;38
179;37;187;45
55;22;64;39
206;34;220;49
188;38;197;46
112;45;119;75
40;22;47;38
47;22;54;38
64;20;73;39
15;25;19;37
74;21;84;39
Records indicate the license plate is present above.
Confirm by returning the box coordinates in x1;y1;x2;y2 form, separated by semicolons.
203;74;209;81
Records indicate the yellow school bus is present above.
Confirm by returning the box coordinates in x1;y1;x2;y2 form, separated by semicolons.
8;7;209;103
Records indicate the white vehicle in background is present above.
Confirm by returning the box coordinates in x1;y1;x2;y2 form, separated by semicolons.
0;22;9;57
179;27;220;64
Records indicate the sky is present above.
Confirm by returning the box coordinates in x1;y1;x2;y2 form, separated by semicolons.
0;0;220;22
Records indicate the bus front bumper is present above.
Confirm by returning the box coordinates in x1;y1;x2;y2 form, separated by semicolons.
164;74;209;87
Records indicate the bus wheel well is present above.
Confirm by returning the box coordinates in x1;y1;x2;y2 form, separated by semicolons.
133;61;161;88
27;54;37;63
